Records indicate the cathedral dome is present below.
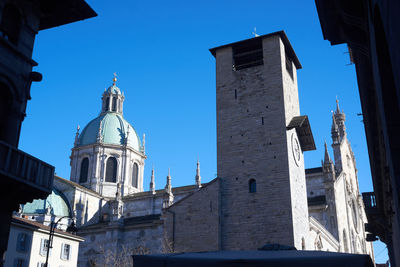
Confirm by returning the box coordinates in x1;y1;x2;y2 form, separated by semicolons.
22;188;72;217
78;112;141;150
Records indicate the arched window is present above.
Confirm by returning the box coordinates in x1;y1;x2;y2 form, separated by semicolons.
249;179;256;193
105;97;110;112
301;237;306;250
112;97;117;111
1;3;21;45
79;158;89;183
105;157;117;182
132;163;138;188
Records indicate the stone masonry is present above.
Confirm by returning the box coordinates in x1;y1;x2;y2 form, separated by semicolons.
213;32;310;250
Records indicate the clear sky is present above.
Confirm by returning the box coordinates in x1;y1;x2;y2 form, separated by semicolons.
19;0;388;263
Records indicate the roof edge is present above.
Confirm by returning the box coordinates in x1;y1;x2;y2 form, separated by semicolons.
209;30;302;69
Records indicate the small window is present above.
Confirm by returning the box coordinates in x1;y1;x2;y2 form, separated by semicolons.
132;163;138;188
105;157;117;183
39;238;50;256
37;263;45;267
13;258;26;267
233;39;263;70
249;179;256;193
16;233;30;252
285;54;293;80
1;4;21;45
60;243;71;260
79;158;89;183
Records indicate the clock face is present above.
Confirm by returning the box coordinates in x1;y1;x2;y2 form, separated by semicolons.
291;133;301;166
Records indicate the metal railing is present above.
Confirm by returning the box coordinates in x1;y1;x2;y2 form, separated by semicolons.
0;140;54;192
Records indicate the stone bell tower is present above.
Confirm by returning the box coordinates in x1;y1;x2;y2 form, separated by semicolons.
210;31;316;250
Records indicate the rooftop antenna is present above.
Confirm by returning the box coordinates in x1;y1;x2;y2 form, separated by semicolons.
252;27;260;37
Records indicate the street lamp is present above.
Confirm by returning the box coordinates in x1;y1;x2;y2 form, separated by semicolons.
44;216;77;267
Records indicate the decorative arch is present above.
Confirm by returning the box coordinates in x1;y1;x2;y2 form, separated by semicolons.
79;157;89;183
105;157;117;183
132;162;139;188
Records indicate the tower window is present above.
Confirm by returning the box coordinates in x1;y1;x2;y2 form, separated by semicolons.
233;38;263;70
249;179;256;193
286;54;293;80
132;163;138;188
105;157;117;183
112;97;117;111
79;158;89;183
0;4;21;45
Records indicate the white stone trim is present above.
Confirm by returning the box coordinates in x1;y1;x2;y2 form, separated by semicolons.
309;216;339;250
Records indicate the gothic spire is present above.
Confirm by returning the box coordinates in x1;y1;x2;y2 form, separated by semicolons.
333;98;346;142
335;98;341;114
324;141;332;164
165;168;172;194
163;168;174;208
150;166;155;194
195;159;201;188
331;112;340;144
74;125;80;146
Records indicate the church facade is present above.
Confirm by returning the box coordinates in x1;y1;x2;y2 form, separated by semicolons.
20;31;373;266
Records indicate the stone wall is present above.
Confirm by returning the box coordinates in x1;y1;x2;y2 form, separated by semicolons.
163;178;220;252
78;222;164;266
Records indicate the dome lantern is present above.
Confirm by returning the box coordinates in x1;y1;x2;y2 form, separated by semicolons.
101;73;125;115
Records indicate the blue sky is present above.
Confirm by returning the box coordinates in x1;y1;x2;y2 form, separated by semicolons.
19;0;387;263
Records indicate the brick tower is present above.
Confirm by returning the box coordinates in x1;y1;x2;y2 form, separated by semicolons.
210;31;315;250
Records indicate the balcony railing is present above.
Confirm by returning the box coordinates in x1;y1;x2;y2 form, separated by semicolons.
0;140;54;194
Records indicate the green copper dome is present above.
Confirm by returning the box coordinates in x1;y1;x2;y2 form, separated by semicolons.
78;112;141;150
22;188;72;217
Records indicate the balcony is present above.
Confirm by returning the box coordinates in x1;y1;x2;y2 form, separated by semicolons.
362;192;384;242
0;140;54;206
362;192;378;215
